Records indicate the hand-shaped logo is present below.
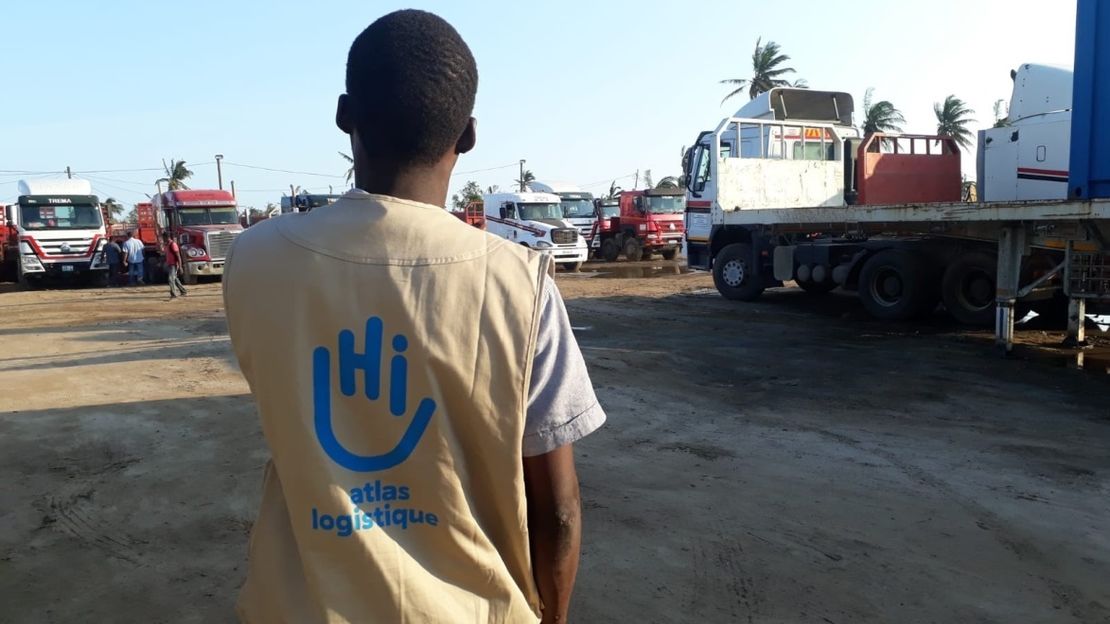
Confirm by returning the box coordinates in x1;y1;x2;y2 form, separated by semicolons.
313;317;436;472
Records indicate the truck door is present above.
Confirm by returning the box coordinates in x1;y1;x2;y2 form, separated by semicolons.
1015;114;1071;201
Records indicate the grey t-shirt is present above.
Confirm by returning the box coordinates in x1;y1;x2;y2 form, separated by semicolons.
523;275;606;457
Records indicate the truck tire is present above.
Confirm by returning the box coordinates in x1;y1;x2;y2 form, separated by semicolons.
713;243;764;301
858;249;937;320
563;262;583;272
601;239;620;262
623;238;644;262
661;248;678;261
941;251;997;326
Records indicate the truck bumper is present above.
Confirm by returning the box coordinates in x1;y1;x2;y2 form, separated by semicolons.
25;258;107;276
186;260;226;277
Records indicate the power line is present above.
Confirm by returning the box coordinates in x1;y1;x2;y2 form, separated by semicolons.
223;161;346;179
451;162;520;177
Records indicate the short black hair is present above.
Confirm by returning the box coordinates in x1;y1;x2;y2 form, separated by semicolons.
345;10;478;166
161;231;170;240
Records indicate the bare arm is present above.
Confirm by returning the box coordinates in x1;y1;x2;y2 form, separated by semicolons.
523;444;582;624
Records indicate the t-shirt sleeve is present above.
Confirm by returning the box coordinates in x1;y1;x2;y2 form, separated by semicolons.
523;276;606;457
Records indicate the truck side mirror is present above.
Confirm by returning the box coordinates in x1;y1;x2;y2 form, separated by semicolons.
3;205;11;225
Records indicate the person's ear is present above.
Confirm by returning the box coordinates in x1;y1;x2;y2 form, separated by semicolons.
456;117;477;155
336;94;353;134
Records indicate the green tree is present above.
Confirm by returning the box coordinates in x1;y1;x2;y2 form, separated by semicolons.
656;176;681;189
861;88;905;135
451;180;483;211
157;159;192;190
339;152;354;183
515;169;535;191
100;197;124;222
934;95;977;150
720;37;799;104
605;180;622;199
123;207;138;223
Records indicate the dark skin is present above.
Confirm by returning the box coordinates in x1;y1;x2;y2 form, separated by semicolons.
336;95;584;622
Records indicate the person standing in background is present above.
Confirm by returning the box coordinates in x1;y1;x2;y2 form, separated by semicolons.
162;232;187;298
104;237;123;287
122;231;145;286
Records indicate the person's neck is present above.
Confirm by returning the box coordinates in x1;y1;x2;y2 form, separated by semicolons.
355;161;452;208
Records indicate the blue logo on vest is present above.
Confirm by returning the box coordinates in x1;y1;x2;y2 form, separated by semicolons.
313;317;436;472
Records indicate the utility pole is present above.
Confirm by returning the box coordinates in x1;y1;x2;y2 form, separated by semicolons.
215;154;224;190
329;185;333;194
634;169;639;189
230;180;236;198
66;166;72;179
519;159;526;191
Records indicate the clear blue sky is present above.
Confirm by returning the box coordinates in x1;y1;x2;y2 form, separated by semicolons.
0;0;1077;208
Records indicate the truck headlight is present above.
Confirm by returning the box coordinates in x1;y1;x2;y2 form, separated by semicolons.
186;247;204;258
21;254;43;270
535;241;553;248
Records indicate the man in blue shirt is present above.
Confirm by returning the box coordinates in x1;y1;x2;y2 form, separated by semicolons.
122;231;145;286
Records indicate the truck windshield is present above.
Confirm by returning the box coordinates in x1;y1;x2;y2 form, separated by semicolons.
178;206;239;226
598;203;619;218
517;203;563;221
646;196;686;214
560;198;595;218
19;204;103;230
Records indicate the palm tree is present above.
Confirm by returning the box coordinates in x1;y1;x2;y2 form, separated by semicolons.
515;169;535;191
339;152;354;183
606;180;622;199
720;37;799;104
485;185;500;194
656;177;681;189
157;159;193;190
100;197;124;223
934;95;976;150
861;88;905;135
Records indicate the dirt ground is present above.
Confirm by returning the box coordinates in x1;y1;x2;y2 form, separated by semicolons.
2;261;1108;624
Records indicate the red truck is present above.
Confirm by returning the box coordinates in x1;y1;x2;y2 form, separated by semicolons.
122;190;243;284
593;188;686;261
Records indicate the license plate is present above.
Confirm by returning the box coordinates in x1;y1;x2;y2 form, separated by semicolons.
61;265;74;272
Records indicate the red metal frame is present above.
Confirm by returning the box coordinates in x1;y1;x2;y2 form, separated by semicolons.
856;134;961;205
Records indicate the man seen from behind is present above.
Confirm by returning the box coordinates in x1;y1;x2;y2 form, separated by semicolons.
122;231;144;286
223;10;605;623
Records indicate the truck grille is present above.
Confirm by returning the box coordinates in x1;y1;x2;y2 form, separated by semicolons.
552;228;578;245
206;230;240;260
37;237;95;256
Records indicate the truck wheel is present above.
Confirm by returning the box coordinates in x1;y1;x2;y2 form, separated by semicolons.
713;243;764;301
941;251;996;326
563;262;583;272
661;248;678;261
858;249;937;320
623;238;644;262
601;239;620;262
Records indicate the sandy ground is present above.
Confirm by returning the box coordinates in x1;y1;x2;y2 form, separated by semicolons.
1;262;1108;624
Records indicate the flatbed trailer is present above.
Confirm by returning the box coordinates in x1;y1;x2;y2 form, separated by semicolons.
694;199;1110;352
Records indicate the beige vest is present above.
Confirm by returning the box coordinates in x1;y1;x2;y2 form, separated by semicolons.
225;192;550;623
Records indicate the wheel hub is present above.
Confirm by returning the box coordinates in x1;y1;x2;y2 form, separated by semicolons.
871;268;904;306
723;259;746;287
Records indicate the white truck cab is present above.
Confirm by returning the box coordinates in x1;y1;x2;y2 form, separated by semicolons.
528;181;597;242
978;63;1073;201
7;178;108;284
483;191;589;270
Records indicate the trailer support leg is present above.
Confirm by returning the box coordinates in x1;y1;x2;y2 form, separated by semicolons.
995;225;1026;354
1063;298;1088;348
